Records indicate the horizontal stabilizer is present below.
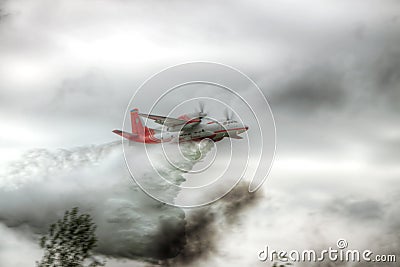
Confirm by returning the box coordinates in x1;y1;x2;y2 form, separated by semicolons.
112;130;140;141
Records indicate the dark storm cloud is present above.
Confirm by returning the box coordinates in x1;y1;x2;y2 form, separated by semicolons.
375;51;400;90
0;0;9;19
325;198;385;221
0;9;9;21
269;65;346;112
0;0;399;147
369;49;400;113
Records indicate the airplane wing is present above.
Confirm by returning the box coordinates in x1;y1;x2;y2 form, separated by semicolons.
139;113;186;126
139;113;201;131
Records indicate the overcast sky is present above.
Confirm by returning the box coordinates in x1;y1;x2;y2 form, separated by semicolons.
0;0;400;266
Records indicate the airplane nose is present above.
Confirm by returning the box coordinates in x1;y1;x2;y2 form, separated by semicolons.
245;126;249;131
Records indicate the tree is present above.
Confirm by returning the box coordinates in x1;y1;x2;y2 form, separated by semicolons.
37;207;105;267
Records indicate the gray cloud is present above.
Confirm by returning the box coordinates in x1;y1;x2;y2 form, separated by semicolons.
269;65;346;112
325;198;385;221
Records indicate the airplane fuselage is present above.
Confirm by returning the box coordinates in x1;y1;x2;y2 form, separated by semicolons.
150;120;248;143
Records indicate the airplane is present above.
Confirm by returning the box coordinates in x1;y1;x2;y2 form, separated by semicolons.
112;105;249;144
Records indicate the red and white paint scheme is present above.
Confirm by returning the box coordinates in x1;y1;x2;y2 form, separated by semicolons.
113;108;249;144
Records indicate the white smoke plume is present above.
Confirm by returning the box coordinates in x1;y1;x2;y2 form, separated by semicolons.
0;141;186;261
0;140;257;265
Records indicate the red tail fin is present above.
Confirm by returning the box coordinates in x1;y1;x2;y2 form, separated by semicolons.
130;108;153;137
130;108;145;136
112;108;155;142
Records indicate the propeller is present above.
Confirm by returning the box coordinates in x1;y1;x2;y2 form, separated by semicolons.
224;108;236;121
199;101;205;113
197;101;207;118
